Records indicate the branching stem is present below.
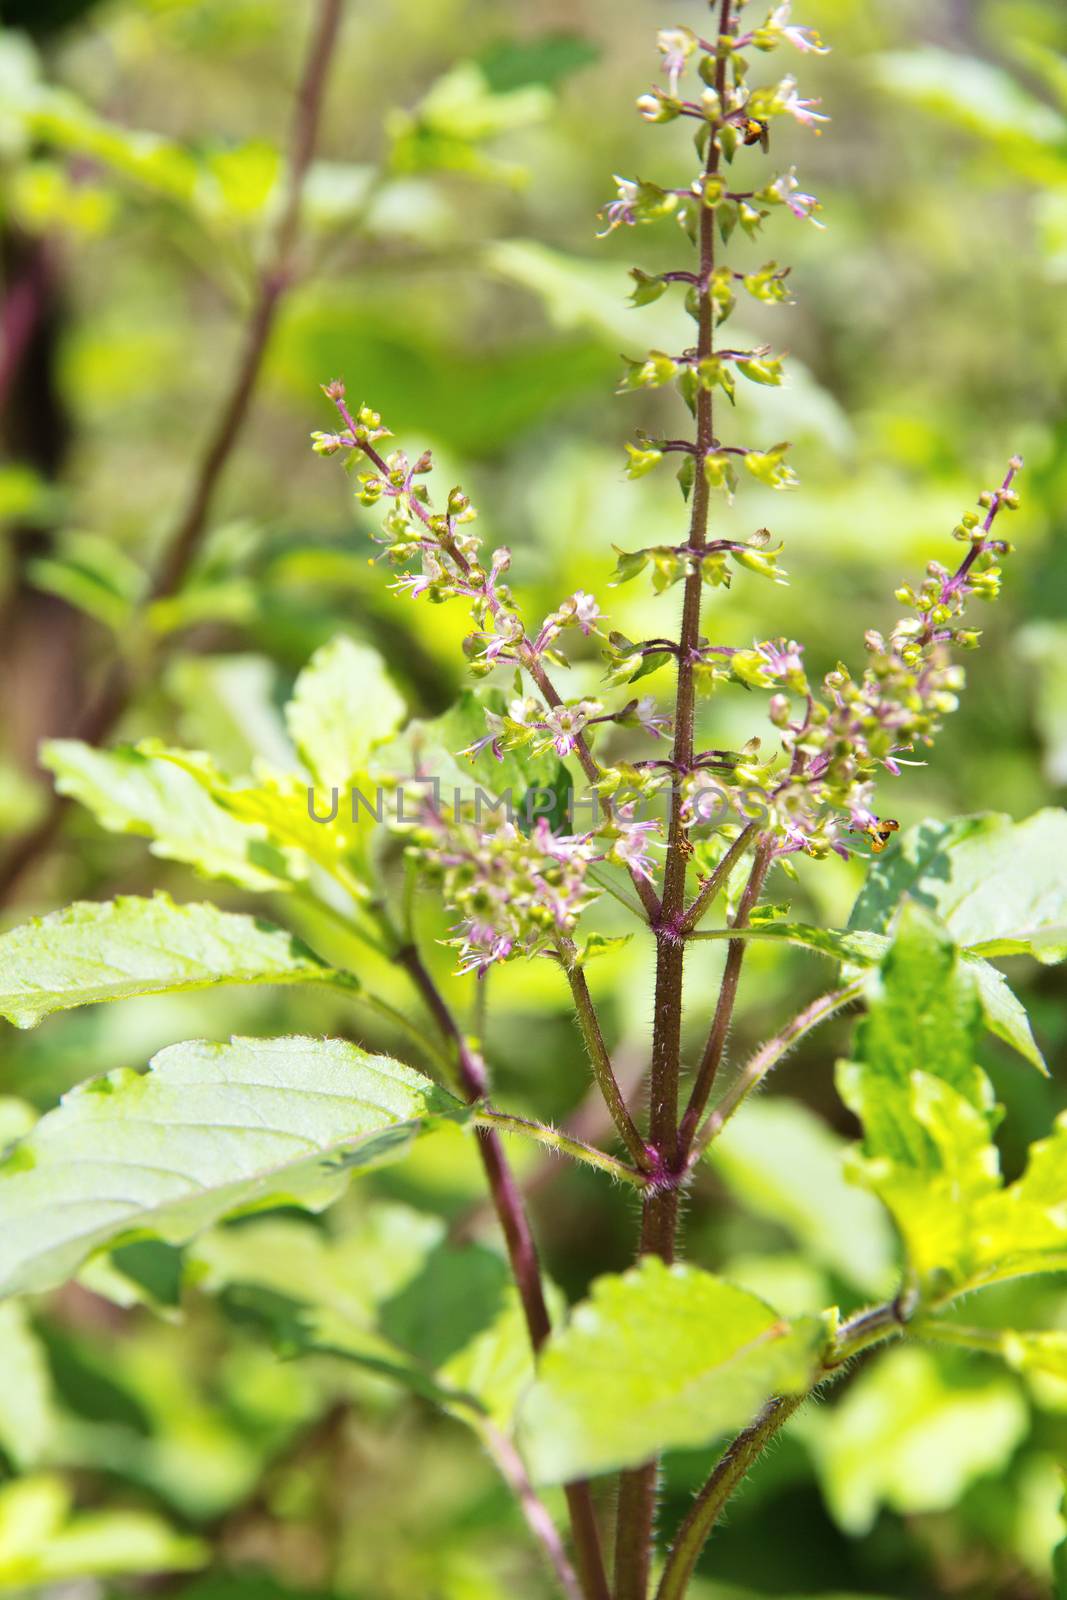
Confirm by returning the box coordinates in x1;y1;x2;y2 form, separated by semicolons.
677;836;773;1159
393;940;610;1600
476;1109;648;1189
655;1298;911;1600
558;941;654;1172
691;977;865;1157
615;8;735;1595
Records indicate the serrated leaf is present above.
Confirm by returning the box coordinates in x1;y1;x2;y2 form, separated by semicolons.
42;741;289;892
849;810;1067;965
841;1069;1001;1289
965;953;1047;1073
0;894;344;1028
0;1037;468;1299
518;1258;829;1482
709;1099;896;1296
841;908;1067;1297
697;921;1044;1071
285;636;406;787
970;1116;1067;1288
846;905;987;1166
142;744;376;885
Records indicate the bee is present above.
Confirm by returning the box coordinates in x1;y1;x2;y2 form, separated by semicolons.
849;818;900;854
741;117;770;152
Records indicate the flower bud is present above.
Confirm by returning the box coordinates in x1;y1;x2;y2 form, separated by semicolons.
768;693;791;727
321;379;346;401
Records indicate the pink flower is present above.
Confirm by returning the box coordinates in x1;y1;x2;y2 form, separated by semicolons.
634;695;670;738
768;4;829;54
611;809;661;881
758;637;805;680
455;921;514;977
540;701;599;758
656;26;696;95
770;168;825;228
598;176;639;237
781;81;829;129
571;591;602;635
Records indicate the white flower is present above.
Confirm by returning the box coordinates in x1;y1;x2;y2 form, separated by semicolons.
781;80;829;129
768;3;829;54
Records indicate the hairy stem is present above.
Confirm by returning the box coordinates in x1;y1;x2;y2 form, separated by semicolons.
481;1424;585;1600
679;820;758;934
676;836;773;1159
394;943;610;1600
0;0;344;906
615;9;734;1595
691;977;865;1157
559;944;653;1172
656;1299;910;1599
476;1109;648;1189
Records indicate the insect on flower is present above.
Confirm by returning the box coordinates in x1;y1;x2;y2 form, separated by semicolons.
848;817;900;853
742;116;770;151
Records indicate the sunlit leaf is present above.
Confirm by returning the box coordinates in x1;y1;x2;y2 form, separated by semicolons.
286;636;406;787
0;1037;468;1298
42;741;290;892
805;1344;1028;1534
0;894;345;1028
518;1258;829;1482
849;810;1067;965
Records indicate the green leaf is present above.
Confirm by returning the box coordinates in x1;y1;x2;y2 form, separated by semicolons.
965;953;1047;1074
477;32;600;92
806;1344;1028;1535
849;810;1067;964
0;1037;468;1298
42;741;289;892
27;531;144;633
0;1474;206;1584
0;1302;55;1468
841;1069;1001;1290
841;909;1067;1297
518;1259;829;1482
709;1099;896;1296
285;636;406;787
0;894;346;1029
969;1116;1067;1288
848;1080;1067;1300
694;921;1045;1071
141;744;376;887
845;904;988;1167
1000;1329;1067;1381
165;653;296;774
874;49;1067;155
195;1210;551;1431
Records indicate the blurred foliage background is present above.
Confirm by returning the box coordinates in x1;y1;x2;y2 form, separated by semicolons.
0;0;1066;1596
